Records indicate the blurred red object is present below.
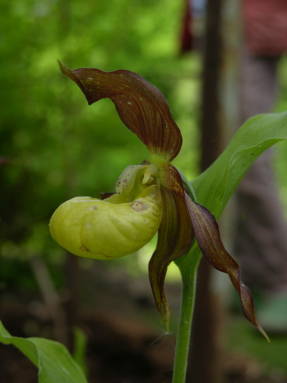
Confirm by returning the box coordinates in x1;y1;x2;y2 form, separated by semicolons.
179;0;193;53
180;0;287;56
244;0;287;56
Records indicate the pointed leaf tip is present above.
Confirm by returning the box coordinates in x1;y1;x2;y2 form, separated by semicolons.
185;197;268;340
59;64;182;160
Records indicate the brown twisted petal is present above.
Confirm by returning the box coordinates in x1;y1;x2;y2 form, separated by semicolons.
59;62;182;161
149;166;194;329
185;196;270;341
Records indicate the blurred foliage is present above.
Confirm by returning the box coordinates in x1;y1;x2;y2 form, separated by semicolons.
0;0;199;290
229;319;287;375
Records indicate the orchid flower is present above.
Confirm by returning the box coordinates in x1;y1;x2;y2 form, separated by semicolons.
50;63;267;339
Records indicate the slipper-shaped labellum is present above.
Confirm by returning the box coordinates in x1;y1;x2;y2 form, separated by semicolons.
50;63;268;340
50;165;162;259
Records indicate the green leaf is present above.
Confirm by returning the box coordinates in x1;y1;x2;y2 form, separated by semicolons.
0;321;88;383
192;112;287;216
172;111;287;382
176;111;287;332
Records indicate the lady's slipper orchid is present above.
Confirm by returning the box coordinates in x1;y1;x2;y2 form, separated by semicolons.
50;63;267;338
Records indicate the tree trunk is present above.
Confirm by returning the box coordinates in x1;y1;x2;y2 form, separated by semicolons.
188;1;224;382
188;0;241;382
234;52;287;294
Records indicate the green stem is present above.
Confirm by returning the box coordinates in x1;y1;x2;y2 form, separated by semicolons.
172;248;201;383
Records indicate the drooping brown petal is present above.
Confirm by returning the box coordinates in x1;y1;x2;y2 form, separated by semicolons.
185;196;270;341
59;62;182;161
149;166;194;329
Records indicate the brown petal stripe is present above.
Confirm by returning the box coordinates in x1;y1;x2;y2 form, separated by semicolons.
149;166;194;329
59;62;182;160
185;196;270;341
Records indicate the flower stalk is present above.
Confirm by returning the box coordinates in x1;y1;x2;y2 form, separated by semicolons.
172;247;201;383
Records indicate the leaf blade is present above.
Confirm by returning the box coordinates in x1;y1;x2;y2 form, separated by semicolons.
176;111;287;339
0;321;88;383
192;112;287;217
